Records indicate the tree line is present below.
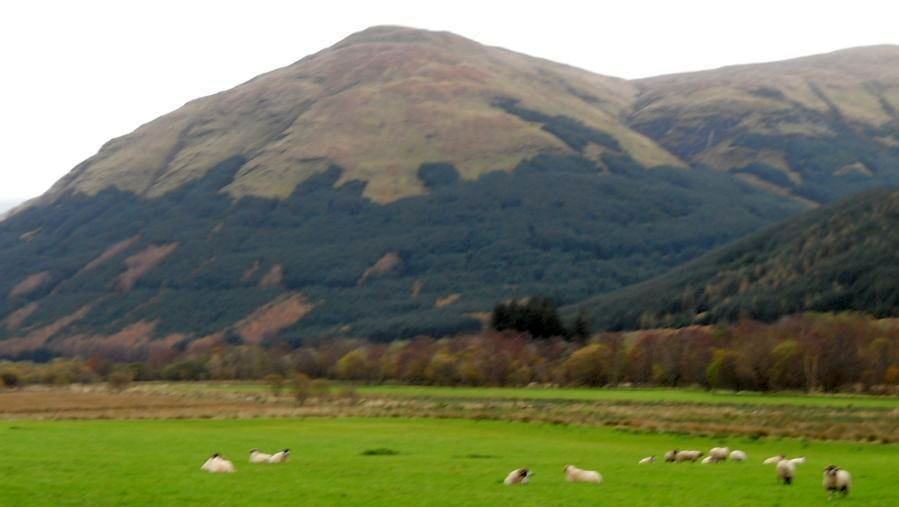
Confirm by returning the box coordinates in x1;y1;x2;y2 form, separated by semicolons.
2;312;897;394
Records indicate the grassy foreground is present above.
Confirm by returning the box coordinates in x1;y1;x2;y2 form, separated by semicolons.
2;417;897;506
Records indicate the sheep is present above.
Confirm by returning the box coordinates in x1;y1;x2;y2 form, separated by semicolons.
638;456;656;465
504;468;532;485
201;453;235;473
776;459;795;485
763;454;785;465
788;456;806;465
701;456;714;464
675;450;704;463
249;449;273;464
729;450;747;462
267;449;290;463
664;450;679;463
823;465;851;498
708;447;730;463
563;464;602;484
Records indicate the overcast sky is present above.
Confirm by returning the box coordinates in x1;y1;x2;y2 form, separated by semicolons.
1;0;897;202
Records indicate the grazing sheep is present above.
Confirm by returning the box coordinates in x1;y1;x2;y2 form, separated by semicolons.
729;450;747;462
201;453;235;473
776;459;796;485
701;456;714;464
504;468;532;485
664;450;679;463
675;450;704;463
267;449;290;463
709;447;730;463
823;465;851;498
563;464;602;484
638;456;656;465
249;449;273;464
763;454;785;465
788;456;806;465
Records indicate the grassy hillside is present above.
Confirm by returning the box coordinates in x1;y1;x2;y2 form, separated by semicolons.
573;189;899;329
633;46;899;204
39;26;680;205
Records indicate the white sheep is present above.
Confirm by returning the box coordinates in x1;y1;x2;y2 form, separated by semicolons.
664;450;679;463
823;465;851;498
638;456;656;465
776;459;795;485
249;449;273;464
504;468;532;485
729;450;747;462
708;447;730;463
201;453;235;473
788;456;806;465
763;454;785;465
675;450;703;463
563;464;602;484
701;456;714;464
267;449;290;463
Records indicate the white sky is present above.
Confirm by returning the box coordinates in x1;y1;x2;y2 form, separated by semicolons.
1;0;897;202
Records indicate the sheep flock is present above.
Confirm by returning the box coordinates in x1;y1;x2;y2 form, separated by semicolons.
199;444;853;499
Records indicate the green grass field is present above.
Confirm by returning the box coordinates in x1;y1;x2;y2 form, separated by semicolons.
2;417;897;506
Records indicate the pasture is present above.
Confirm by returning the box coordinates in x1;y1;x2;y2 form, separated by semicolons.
2;417;897;506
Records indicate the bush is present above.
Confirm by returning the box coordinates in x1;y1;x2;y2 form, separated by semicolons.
1;371;20;388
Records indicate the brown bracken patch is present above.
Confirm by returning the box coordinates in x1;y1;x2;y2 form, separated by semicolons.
258;264;284;288
358;252;401;286
80;236;140;274
115;243;178;292
0;306;91;356
234;293;314;344
435;293;461;308
9;271;52;298
3;302;39;332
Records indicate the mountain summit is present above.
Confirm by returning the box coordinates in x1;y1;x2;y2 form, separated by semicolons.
43;26;679;205
1;28;898;356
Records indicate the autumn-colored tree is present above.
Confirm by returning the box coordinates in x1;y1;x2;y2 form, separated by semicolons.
563;343;611;386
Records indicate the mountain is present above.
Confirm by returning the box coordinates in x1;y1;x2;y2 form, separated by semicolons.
0;199;21;216
1;27;897;357
631;46;899;204
572;188;899;330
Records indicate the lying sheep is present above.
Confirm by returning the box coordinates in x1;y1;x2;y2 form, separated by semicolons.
729;450;747;462
823;465;851;498
201;453;235;473
249;449;273;464
563;464;602;484
504;468;532;485
776;459;795;485
664;450;679;463
788;456;806;465
763;454;785;465
267;449;290;463
701;456;714;465
708;447;730;463
638;456;656;465
675;450;703;463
